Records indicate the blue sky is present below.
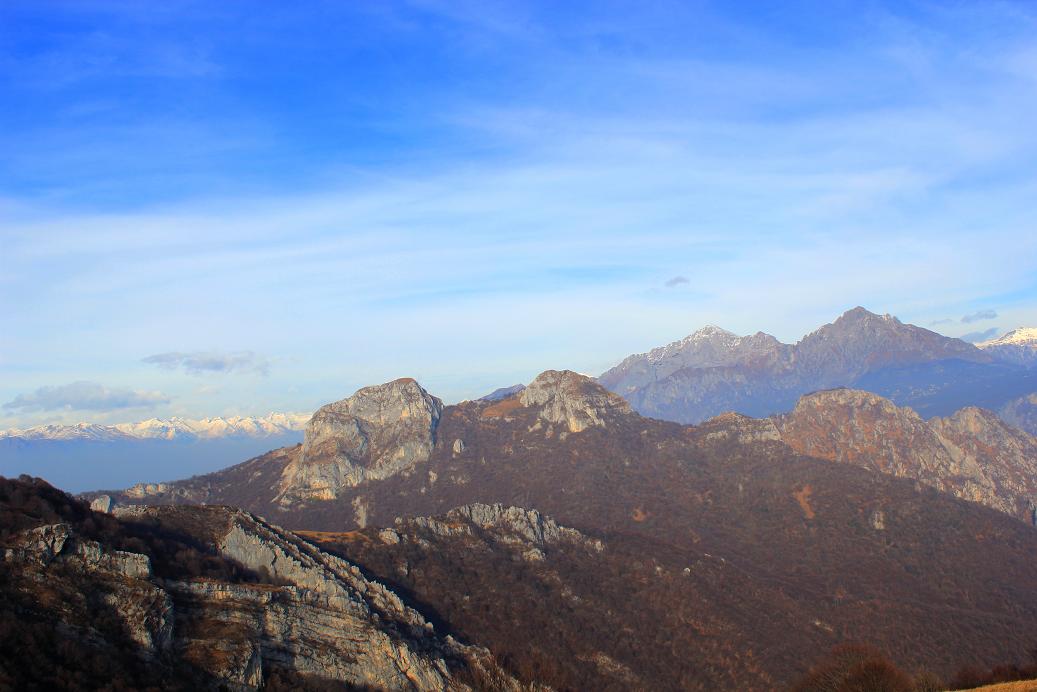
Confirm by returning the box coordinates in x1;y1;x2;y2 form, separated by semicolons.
1;0;1036;426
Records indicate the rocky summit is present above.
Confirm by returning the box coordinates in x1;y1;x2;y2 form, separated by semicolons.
773;388;1037;524
519;369;631;433
276;378;443;504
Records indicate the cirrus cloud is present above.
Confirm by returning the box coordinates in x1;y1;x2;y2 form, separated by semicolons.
3;381;169;412
141;350;270;376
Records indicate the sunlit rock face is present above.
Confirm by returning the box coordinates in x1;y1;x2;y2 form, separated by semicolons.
774;388;1037;523
277;378;443;504
519;370;631;433
1;482;512;691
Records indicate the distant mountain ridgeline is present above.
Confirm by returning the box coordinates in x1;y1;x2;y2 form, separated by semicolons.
0;414;308;493
0;413;309;442
598;307;1037;429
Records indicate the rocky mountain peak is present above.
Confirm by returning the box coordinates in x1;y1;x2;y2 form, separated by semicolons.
645;325;741;364
689;324;738;339
520;370;631;432
276;378;443;504
775;389;1037;522
839;305;894;323
979;327;1037;347
796;308;987;385
789;388;913;419
802;307;902;343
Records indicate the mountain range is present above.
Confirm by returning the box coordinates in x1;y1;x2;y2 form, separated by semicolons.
6;307;1037;690
82;369;1037;688
0;413;309;494
0;413;309;442
598;307;1037;426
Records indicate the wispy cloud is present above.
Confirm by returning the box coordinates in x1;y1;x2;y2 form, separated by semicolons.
960;327;999;343
930;318;954;326
3;382;169;412
664;276;690;288
961;309;998;323
142;351;270;376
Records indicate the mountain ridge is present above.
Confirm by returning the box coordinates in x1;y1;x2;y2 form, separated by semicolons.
599;307;1036;424
1;412;310;442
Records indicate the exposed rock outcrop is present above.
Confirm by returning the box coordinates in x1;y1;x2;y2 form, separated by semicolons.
4;522;173;653
774;388;1037;523
188;507;477;689
90;494;115;513
695;412;783;445
1;479;513;691
384;503;603;561
520;370;631;432
277;378;443;504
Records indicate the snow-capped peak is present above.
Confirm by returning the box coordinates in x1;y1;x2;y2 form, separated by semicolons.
644;325;741;364
978;327;1037;348
975;327;1037;368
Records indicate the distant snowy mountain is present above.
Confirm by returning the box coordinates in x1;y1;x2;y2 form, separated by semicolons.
0;412;310;493
978;327;1037;368
1;413;310;442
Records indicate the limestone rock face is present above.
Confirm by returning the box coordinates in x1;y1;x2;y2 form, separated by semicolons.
2;497;511;691
3;523;173;652
520;370;631;433
278;378;443;503
386;503;603;562
90;494;115;513
6;522;154;579
418;503;588;545
774;389;1037;522
194;508;467;689
696;412;783;445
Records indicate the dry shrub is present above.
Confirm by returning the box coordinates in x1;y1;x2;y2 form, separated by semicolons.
791;644;916;692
